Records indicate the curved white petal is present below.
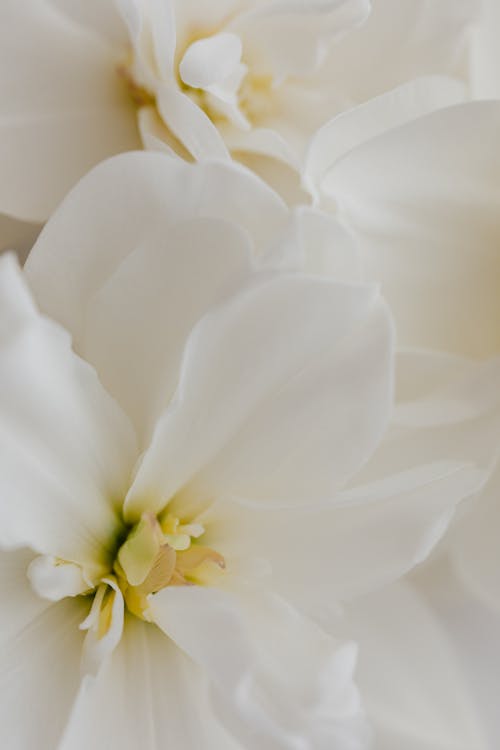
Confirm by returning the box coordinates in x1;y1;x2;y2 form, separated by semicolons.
25;152;286;346
203;458;484;608
0;549;50;644
27;555;89;602
264;206;362;282
61;615;239;750
0;255;137;571
180;32;243;89
321;0;478;105
305;75;466;201
115;0;176;87
0;0;140;221
342;581;488;750
322;101;500;357
232;0;371;78
151;586;369;750
451;465;500;614
125;277;393;520
195;293;393;508
80;578;125;677
83;217;255;445
156;86;231;161
0;597;87;750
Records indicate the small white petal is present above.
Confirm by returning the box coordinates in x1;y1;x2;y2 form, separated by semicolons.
27;555;90;602
180;32;243;90
80;579;125;678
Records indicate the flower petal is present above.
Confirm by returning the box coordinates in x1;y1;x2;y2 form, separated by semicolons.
451;465;500;614
322;0;478;104
151;586;369;750
25;152;286;344
156;86;230;161
83;217;255;445
125;276;393;520
321;101;500;357
25;153;286;436
0;549;50;644
0;255;136;571
232;0;371;78
341;581;488;750
0;0;140;221
0;597;87;750
305;75;466;201
60;615;239;750
203;459;485;608
179;32;243;89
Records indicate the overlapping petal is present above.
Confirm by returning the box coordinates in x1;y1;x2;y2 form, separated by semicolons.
0;254;137;572
0;597;88;750
125;276;393;520
60;615;239;750
319;101;500;357
151;586;369;750
0;0;140;221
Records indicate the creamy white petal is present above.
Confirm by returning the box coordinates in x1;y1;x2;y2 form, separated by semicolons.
322;101;500;357
179;32;243;89
125;277;393;520
0;549;50;644
151;586;369;750
61;615;239;750
0;597;87;750
321;0;478;104
27;555;89;602
232;0;371;78
264;206;362;282
195;293;393;507
451;465;500;614
0;255;137;571
0;0;140;221
341;581;488;750
83;217;255;445
80;579;125;676
156;85;231;161
25;152;287;348
305;76;466;201
203;459;484;607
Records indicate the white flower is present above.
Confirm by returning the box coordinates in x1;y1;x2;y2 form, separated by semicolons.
0;152;481;748
0;0;479;221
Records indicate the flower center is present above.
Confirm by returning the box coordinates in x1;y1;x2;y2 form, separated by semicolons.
27;508;225;672
112;510;225;621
